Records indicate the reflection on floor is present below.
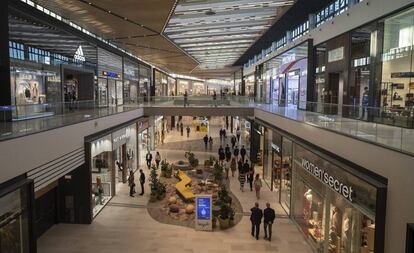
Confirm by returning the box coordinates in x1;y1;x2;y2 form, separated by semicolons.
37;117;313;253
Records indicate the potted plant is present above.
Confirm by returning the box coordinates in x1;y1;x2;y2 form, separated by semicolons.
149;164;166;202
218;202;232;229
185;151;199;168
160;159;172;178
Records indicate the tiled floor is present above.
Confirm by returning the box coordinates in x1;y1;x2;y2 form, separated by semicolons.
37;117;313;253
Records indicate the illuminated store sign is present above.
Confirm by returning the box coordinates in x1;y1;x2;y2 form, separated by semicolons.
102;71;120;79
301;158;354;202
74;45;86;62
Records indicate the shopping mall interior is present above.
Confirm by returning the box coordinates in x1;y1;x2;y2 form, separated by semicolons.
0;0;414;253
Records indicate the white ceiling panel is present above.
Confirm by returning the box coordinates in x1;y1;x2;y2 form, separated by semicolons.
164;0;294;70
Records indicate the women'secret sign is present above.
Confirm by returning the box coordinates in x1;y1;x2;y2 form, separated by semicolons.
301;158;354;202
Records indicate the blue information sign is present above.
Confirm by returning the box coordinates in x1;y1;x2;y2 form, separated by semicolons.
197;197;211;220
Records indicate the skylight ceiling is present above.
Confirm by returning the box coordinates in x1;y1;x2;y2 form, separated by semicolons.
164;0;294;70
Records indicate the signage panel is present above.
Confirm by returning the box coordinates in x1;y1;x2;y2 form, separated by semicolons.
195;195;212;231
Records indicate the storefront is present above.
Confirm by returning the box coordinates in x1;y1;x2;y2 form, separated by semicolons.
138;119;150;167
0;177;35;253
87;121;140;218
8;12;98;120
244;74;255;98
139;64;151;97
292;143;386;253
168;76;177;96
123;59;139;104
263;41;310;109
97;48;123;106
154;70;168;96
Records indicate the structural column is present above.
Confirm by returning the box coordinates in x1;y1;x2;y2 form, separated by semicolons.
0;3;11;121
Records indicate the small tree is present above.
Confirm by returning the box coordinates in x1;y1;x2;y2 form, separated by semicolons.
212;161;224;184
149;164;159;193
185;151;199;167
149;164;166;202
160;159;172;178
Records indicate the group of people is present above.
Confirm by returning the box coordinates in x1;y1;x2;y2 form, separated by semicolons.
127;169;146;197
250;202;276;241
217;143;262;199
176;122;191;137
203;134;214;150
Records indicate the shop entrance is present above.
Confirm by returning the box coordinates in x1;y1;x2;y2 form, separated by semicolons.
114;143;127;186
62;66;94;112
325;72;342;114
286;70;300;108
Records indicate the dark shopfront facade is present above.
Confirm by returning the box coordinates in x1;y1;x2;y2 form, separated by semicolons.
252;120;387;253
3;1;152;121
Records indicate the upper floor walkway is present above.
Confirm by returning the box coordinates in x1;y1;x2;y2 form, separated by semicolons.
1;95;413;156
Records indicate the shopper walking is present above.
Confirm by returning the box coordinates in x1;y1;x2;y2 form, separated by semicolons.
219;149;225;163
183;90;188;107
224;161;230;180
240;145;247;161
209;136;213;150
145;151;152;169
237;158;243;175
223;128;227;138
250;202;263;240
263;203;276;241
128;171;135;197
231;135;237;149
139;169;146;195
230;157;237;177
254;174;262;199
225;149;232;162
180;122;184;136
236;127;241;142
233;145;239;159
219;128;224;142
203;135;209;149
243;160;252;191
238;168;246;192
155;151;161;169
225;144;230;154
213;91;217;107
186;126;191;138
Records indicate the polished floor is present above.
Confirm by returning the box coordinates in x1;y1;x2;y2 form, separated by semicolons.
37;118;313;253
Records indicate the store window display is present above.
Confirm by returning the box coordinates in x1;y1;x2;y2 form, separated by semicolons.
292;144;381;253
378;7;414;127
91;134;113;217
10;66;57;119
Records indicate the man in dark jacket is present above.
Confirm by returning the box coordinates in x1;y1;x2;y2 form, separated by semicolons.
145;151;152;169
203;135;209;149
263;202;276;241
250;202;263;240
233;146;239;159
225;144;230;154
240;145;246;161
139;169;146;195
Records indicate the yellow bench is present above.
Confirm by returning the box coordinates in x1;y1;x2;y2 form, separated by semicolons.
176;171;195;201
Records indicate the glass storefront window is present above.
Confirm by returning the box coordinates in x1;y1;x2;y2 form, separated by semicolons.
10;65;59;119
292;143;378;253
378;7;414;126
91;134;113;217
0;188;30;253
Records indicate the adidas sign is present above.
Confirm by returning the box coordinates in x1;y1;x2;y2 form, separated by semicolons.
74;45;85;62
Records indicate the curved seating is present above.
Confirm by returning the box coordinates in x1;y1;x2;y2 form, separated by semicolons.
175;170;195;202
